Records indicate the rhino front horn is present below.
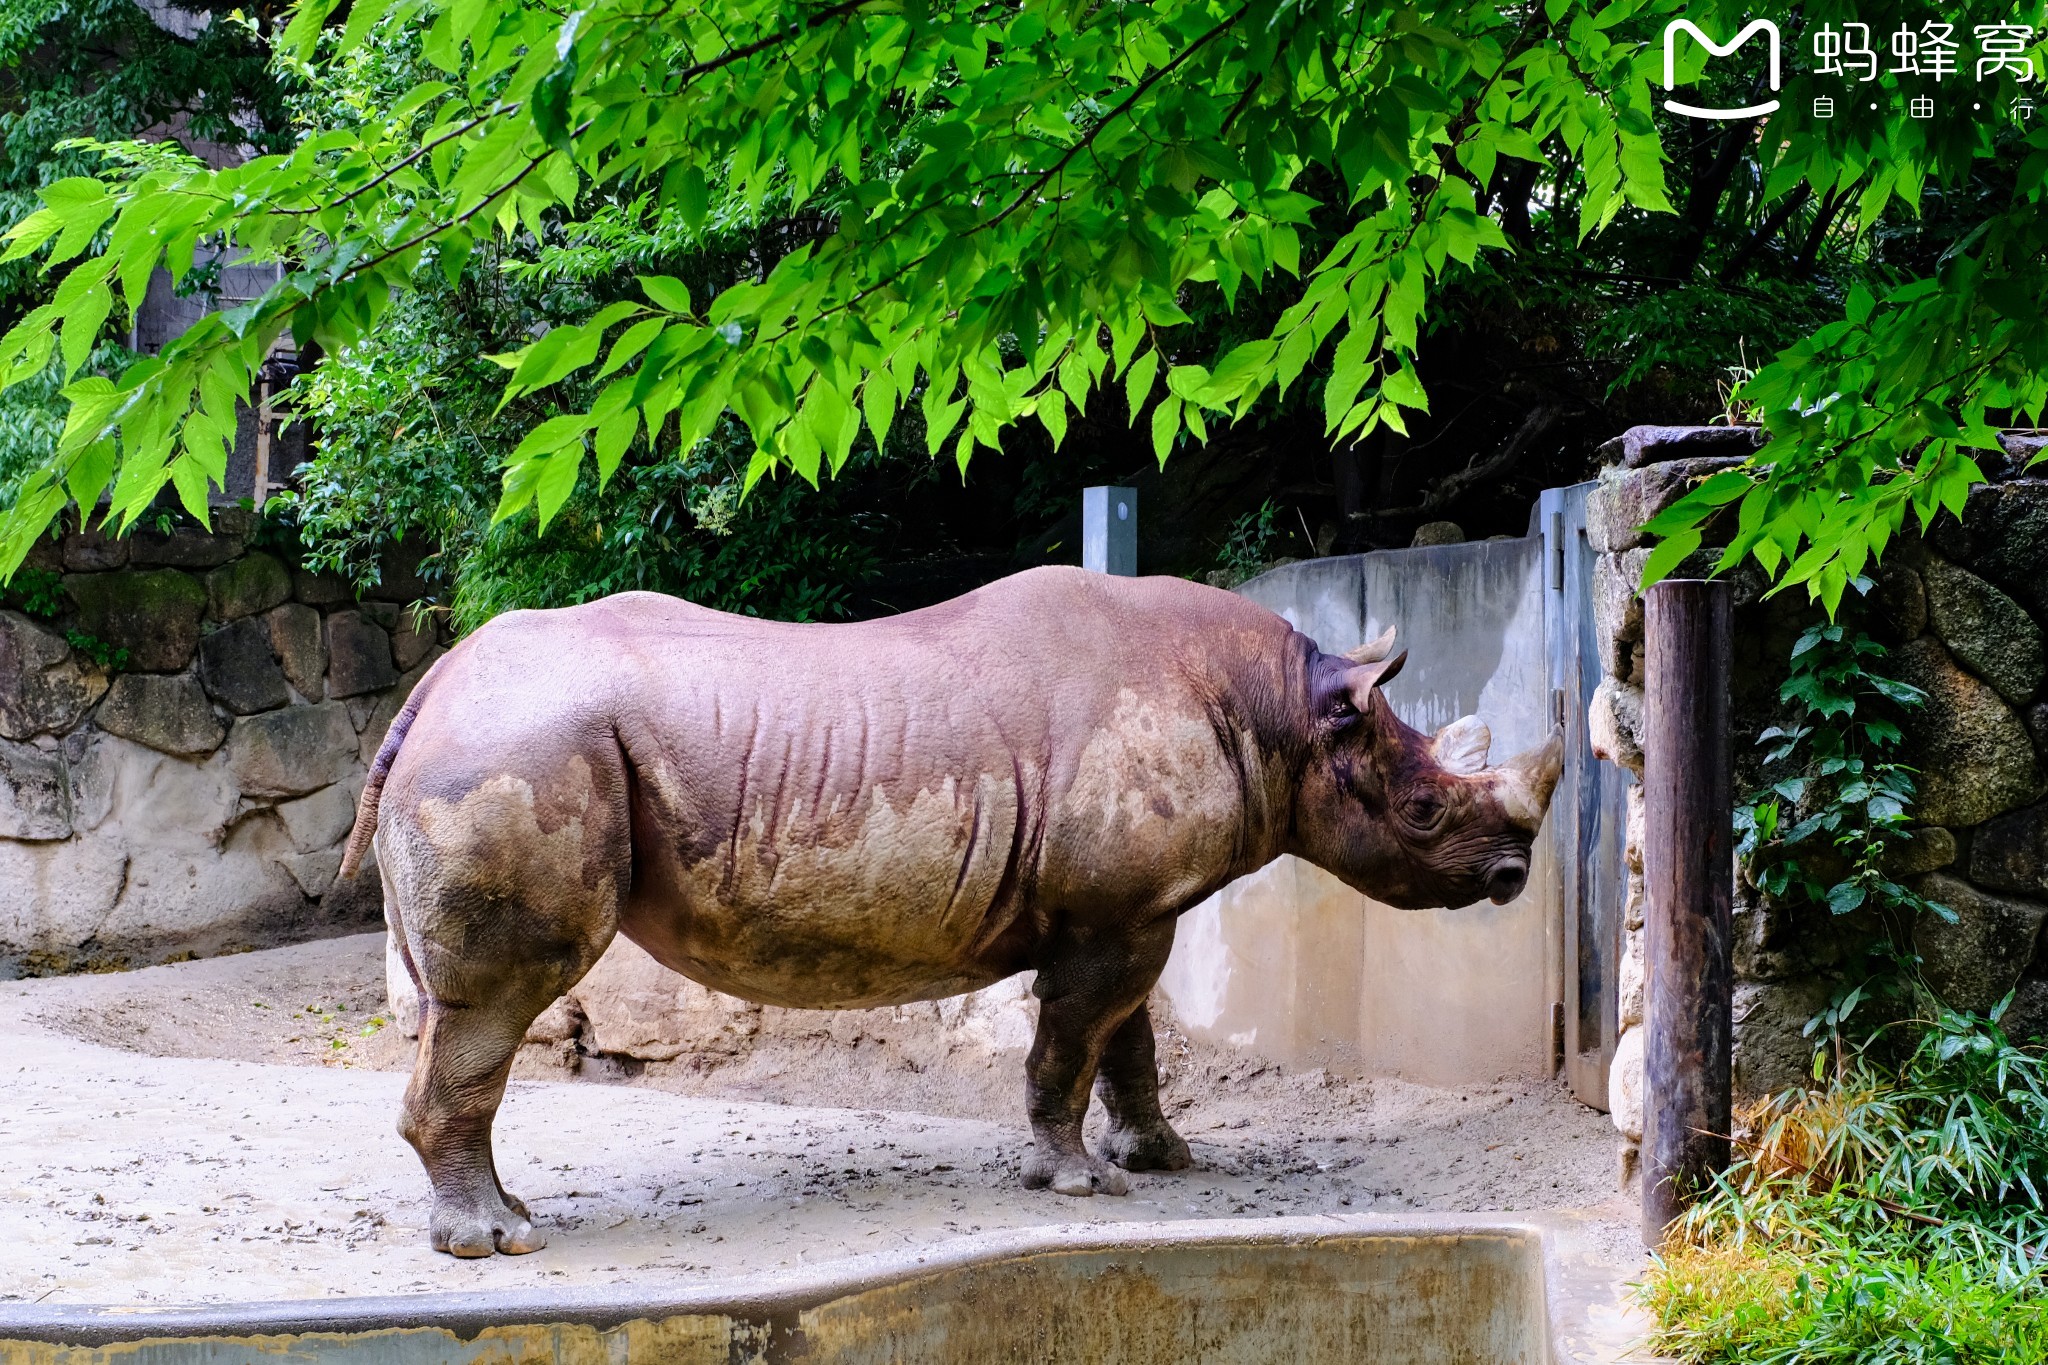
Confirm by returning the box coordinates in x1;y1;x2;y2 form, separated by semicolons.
1495;731;1565;831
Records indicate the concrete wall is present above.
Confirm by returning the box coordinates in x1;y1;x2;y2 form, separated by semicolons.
0;513;441;975
1156;537;1563;1086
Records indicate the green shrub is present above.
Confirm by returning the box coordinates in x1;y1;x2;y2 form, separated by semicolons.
1645;1009;2048;1363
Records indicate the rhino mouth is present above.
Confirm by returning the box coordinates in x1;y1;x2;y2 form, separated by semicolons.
1484;858;1529;905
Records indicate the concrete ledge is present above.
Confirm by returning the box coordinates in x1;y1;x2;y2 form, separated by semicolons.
0;1212;1655;1363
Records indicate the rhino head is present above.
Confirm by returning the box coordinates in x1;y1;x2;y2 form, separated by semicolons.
1288;628;1564;910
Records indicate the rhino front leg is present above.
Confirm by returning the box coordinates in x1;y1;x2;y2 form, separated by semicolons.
1020;918;1175;1197
1094;1002;1192;1173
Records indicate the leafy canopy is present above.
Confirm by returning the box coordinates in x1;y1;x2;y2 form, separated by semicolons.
0;0;2043;608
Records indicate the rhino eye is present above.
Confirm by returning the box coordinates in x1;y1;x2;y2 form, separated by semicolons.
1401;790;1447;831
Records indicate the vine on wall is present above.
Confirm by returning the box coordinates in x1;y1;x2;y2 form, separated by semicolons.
1736;618;1954;1060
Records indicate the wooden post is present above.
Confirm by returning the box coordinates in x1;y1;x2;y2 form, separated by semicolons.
1641;578;1734;1249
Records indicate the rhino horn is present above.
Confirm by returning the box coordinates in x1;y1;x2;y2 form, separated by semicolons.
1433;716;1491;775
1342;626;1398;665
1496;731;1565;831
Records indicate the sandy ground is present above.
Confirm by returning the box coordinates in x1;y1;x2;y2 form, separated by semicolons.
0;935;1635;1306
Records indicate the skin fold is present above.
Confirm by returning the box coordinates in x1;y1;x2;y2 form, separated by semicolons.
342;566;1563;1257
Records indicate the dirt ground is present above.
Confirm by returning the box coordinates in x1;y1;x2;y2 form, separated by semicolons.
0;934;1634;1306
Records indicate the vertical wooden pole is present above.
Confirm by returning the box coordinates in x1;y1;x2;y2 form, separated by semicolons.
1641;578;1733;1249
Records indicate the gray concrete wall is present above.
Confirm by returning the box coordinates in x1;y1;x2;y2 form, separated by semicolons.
1156;538;1563;1085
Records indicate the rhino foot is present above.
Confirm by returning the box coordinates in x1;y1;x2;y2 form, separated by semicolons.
1101;1123;1192;1173
1021;1147;1130;1197
430;1193;548;1258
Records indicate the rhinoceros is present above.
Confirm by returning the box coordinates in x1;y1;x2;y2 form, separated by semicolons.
341;566;1561;1256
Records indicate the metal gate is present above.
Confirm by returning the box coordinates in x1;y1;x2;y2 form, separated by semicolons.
1541;482;1631;1111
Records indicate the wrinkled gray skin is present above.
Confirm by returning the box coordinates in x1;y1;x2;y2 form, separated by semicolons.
341;566;1562;1257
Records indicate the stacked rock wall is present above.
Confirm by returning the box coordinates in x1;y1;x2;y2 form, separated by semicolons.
0;512;445;975
1587;426;2048;1177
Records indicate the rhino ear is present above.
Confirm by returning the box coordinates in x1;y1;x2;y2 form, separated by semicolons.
1433;716;1492;775
1343;649;1407;707
1342;626;1398;666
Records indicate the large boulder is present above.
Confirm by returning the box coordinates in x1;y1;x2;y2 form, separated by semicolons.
1592;549;1650;682
1884;826;1957;877
127;523;241;569
391;610;438;671
64;569;207;672
1608;1026;1644;1142
325;610;398;698
273;781;360;853
0;611;105;738
1972;801;2048;898
0;737;70;840
266;603;327;700
2000;975;2048;1042
0;838;130;966
1930;480;2048;617
1911;872;2048;1014
293;568;354;606
1593;424;1763;470
1920;555;2044;705
1588;676;1645;773
1585;456;1747;554
205;552;292;622
224;703;359;798
94;672;226;757
1732;978;1835;1098
59;526;127;571
1866;561;1927;646
1891;638;2042;827
198;619;290;715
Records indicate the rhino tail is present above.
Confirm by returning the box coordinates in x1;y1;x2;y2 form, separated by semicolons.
339;650;451;880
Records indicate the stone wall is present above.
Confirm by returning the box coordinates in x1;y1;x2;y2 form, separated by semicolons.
1586;426;2048;1177
0;512;445;975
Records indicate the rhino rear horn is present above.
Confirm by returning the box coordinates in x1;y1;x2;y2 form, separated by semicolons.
1342;626;1398;665
1433;716;1491;775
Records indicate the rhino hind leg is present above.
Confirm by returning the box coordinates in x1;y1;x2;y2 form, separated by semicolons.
1020;919;1177;1198
1093;1003;1192;1174
380;801;624;1257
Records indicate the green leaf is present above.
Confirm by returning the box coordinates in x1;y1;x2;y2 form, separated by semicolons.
509;413;594;461
593;406;637;488
1038;390;1068;449
1380;365;1428;411
1150;394;1182;466
1638;528;1702;591
596;317;665;379
0;209;61;264
59;283;112;379
861;369;897;449
1124;349;1159;421
534;446;584;531
638;276;692;316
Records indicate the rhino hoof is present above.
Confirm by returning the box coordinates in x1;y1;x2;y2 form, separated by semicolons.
1102;1124;1193;1173
1021;1148;1130;1197
431;1203;548;1257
